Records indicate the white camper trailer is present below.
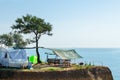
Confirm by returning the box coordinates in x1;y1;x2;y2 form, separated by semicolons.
0;47;28;68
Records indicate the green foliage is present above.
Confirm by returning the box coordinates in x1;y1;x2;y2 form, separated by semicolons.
11;14;53;63
11;14;52;40
0;32;27;48
12;32;27;48
0;33;13;46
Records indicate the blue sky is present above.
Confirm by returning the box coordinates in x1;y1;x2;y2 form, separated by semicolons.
0;0;120;48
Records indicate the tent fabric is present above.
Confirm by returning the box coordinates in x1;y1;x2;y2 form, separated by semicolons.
52;49;82;59
0;47;28;68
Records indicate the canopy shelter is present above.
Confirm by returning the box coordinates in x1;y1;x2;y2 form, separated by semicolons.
45;49;82;60
52;49;82;59
46;49;82;66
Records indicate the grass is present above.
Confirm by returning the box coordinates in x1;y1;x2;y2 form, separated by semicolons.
0;63;95;72
38;63;95;72
71;63;95;70
40;67;64;71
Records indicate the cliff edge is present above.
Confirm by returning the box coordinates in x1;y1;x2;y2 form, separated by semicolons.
0;66;113;80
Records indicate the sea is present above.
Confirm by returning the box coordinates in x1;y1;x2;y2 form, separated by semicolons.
26;48;120;80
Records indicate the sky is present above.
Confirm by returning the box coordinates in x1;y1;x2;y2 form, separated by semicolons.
0;0;120;48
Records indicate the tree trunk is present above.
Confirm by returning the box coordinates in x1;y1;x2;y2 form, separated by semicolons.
36;37;41;63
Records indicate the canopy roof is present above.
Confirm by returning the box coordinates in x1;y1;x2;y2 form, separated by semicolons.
51;49;82;59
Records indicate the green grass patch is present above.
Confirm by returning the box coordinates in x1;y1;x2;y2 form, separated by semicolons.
40;67;64;71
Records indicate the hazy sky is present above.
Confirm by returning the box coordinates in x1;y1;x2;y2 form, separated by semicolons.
0;0;120;48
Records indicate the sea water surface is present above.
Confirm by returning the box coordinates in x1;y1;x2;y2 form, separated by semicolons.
26;48;120;80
